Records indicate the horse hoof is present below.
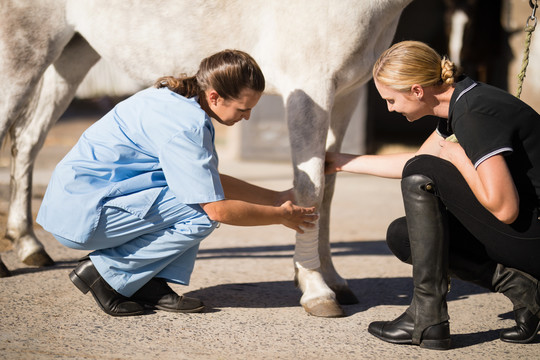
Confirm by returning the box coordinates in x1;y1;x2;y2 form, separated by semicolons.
22;250;54;267
303;299;345;318
334;287;359;305
0;259;11;277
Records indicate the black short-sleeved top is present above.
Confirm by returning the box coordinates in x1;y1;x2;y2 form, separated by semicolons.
437;76;540;209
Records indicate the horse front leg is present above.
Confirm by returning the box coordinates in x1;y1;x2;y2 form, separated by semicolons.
6;74;56;266
286;89;344;317
7;138;50;266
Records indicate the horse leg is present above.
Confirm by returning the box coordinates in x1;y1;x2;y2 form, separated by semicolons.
7;34;100;266
0;4;76;266
318;87;367;305
285;88;345;317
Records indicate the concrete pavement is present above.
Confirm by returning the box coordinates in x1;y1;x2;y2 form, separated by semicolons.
0;116;539;359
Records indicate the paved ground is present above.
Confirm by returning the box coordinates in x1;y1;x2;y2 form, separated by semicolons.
0;115;539;359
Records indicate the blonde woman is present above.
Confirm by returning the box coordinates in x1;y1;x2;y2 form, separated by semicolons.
326;41;540;349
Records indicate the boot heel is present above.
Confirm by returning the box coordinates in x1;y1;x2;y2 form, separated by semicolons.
69;270;90;294
420;321;451;350
420;338;451;350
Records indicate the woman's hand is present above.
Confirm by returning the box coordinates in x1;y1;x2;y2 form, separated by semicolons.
279;200;318;233
438;140;519;224
438;139;468;166
275;188;296;207
325;151;355;174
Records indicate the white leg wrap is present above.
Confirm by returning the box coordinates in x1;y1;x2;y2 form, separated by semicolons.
293;218;320;270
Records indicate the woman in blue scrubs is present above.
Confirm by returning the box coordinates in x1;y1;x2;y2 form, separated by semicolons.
37;50;317;317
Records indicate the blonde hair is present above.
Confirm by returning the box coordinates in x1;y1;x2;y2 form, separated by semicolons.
373;41;458;92
154;49;265;99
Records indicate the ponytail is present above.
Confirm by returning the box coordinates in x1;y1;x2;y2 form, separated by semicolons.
440;57;457;85
154;49;265;99
154;75;201;98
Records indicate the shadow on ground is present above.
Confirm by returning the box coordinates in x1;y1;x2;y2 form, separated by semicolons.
184;277;508;349
196;239;393;260
185;277;488;312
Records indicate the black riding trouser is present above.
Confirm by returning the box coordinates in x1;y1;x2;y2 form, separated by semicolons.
387;155;540;279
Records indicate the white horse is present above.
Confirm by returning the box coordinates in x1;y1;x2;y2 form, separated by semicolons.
0;0;412;316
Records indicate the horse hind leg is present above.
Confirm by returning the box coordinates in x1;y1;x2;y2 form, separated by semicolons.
318;86;368;305
7;34;100;266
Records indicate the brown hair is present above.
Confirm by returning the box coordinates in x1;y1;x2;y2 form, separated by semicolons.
154;49;265;99
373;41;458;92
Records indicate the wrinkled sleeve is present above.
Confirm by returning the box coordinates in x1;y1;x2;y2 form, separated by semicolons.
159;125;224;204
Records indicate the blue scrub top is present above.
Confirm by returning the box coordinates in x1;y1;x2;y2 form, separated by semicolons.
37;87;225;242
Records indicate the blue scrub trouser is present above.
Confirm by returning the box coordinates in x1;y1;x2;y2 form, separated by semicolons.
55;187;218;297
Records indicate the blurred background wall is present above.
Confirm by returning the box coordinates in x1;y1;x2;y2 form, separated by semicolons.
365;0;540;155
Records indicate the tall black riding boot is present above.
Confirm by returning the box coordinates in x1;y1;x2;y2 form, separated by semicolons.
491;264;540;343
369;174;451;350
448;254;540;343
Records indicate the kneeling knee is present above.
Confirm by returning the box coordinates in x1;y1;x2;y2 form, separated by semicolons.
386;217;412;264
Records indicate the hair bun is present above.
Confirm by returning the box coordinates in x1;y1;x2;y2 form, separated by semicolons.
441;57;456;85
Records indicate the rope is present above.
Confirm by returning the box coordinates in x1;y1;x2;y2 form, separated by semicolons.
516;23;536;98
516;2;538;98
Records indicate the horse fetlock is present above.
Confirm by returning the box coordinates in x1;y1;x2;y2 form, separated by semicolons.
294;264;329;293
320;269;359;304
296;265;340;315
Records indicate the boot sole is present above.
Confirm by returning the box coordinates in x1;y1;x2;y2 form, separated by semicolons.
154;304;205;313
369;328;451;350
420;338;452;350
368;331;413;345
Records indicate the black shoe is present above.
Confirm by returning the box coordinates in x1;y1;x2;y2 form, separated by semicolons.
500;307;540;343
131;277;204;313
368;312;451;350
69;259;144;316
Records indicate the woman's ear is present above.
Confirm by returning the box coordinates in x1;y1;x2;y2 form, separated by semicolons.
410;84;424;100
207;89;220;106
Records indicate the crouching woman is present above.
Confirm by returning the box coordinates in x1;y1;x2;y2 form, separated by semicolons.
38;50;317;317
